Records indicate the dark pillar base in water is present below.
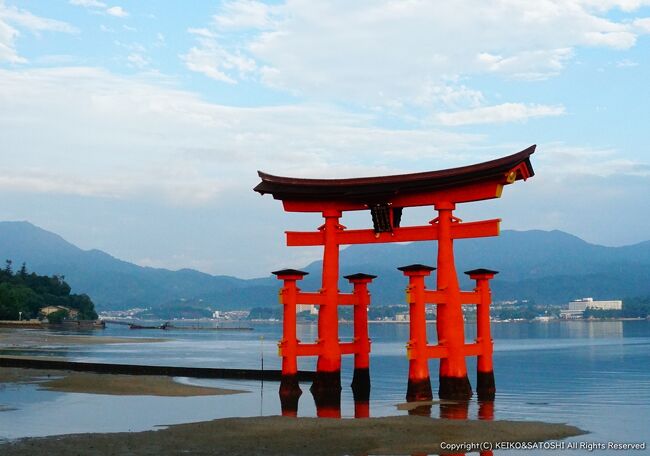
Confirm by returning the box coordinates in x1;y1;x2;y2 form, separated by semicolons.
279;374;302;397
279;375;302;417
476;370;496;401
310;370;342;395
279;392;301;417
438;375;473;400
351;367;371;401
310;371;342;417
310;384;341;418
406;377;433;402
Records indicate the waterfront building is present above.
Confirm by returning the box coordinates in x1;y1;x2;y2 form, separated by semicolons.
395;312;409;322
560;297;622;319
39;305;79;319
296;304;318;314
559;309;584;319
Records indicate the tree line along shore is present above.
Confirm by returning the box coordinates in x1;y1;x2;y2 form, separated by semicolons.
0;260;97;323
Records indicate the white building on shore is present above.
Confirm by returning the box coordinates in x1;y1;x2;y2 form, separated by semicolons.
297;304;318;315
560;297;622;319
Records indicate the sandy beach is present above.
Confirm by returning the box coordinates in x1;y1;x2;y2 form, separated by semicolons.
40;371;245;396
0;415;584;455
0;366;246;396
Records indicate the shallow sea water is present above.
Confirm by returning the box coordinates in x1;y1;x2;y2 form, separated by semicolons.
1;320;649;455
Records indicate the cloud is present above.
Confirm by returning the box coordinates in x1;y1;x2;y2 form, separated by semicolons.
34;54;78;65
616;58;639;67
2;66;643;210
0;171;129;199
126;52;149;69
69;0;106;7
183;0;650;112
435;103;566;126
213;0;276;29
537;144;650;177
181;28;256;83
0;4;76;33
581;1;650;13
476;49;574;80
0;2;76;63
0;17;24;63
155;32;165;47
0;66;486;206
106;6;128;18
69;1;129;18
632;17;650;32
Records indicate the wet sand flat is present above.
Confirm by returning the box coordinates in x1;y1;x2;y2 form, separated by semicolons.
0;328;165;348
0;367;245;397
40;372;245;396
0;366;56;384
0;415;584;456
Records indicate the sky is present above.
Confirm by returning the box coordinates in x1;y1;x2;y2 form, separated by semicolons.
0;0;649;278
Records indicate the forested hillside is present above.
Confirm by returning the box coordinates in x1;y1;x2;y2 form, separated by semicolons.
0;260;97;321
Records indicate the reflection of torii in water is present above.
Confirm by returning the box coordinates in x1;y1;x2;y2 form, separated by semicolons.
254;145;535;410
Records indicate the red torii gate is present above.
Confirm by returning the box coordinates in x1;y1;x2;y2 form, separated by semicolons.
254;145;535;403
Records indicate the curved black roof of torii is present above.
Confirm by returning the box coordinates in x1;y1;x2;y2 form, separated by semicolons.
254;145;535;203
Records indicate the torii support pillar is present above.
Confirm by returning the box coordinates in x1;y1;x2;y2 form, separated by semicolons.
273;268;308;402
345;272;375;400
434;202;473;401
273;269;308;406
311;210;344;397
274;267;376;415
398;264;435;402
465;268;498;401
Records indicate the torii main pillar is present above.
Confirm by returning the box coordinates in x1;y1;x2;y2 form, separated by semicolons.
435;202;472;398
255;145;535;400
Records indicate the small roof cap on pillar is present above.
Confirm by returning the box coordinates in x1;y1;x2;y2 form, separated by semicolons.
397;264;436;272
464;268;499;276
343;272;378;281
272;269;309;277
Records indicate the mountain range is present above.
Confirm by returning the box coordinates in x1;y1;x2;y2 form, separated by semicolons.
1;221;649;310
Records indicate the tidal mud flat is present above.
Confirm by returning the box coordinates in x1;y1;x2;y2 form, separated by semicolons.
0;328;165;349
0;329;245;399
0;415;584;456
0;367;245;397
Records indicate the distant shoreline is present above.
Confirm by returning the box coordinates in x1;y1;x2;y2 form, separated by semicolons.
279;317;650;325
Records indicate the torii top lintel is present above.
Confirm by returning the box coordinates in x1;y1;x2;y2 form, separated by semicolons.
254;145;535;213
